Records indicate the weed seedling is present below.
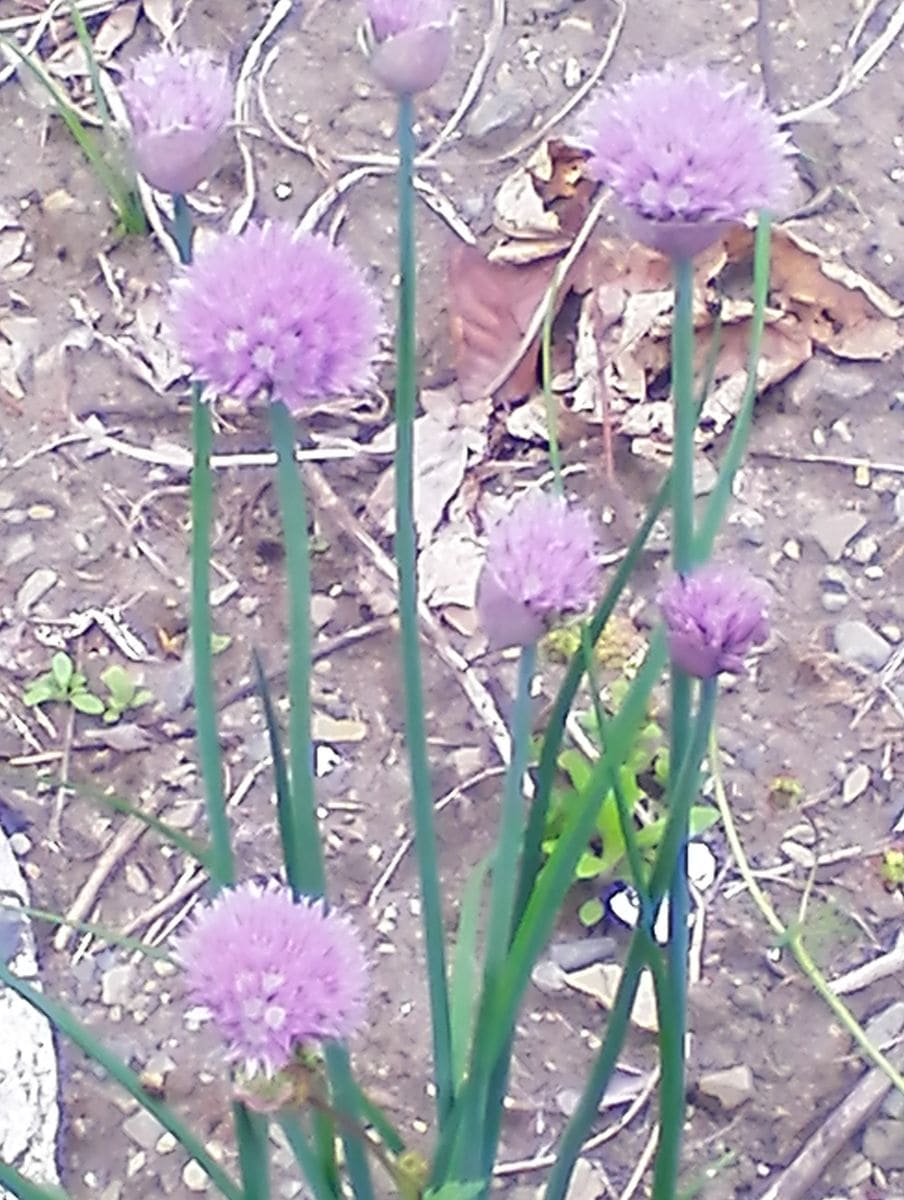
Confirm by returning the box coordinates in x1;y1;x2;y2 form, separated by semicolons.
23;652;105;716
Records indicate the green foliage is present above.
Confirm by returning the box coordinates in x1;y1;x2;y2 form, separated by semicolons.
880;847;904;891
539;676;717;927
22;654;152;724
23;652;105;716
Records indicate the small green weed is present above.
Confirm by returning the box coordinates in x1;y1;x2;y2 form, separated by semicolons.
23;653;153;724
98;664;153;724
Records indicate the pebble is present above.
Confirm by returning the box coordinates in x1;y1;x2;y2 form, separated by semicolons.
834;620;893;671
732;983;766;1019
9;832;31;855
821;591;849;613
863;1118;904;1171
182;1160;209;1192
122;1110;164;1151
124;863;150;895
781;840;817;870
468;90;535;141
697;1065;754;1111
563;56;582;87
894;491;904;523
851;535;879;564
842;763;871;805
101;963;134;1007
15;567;58;614
842;1153;873;1188
312;714;367;743
809;511;867;562
549;936;617;972
4;531;34;567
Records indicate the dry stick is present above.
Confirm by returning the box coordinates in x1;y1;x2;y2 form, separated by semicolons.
54;802;164;952
755;0;777;106
491;0;627;163
830;929;904;997
493;1070;660;1177
778;0;904;125
484;188;610;397
418;0;507;162
759;1003;904;1200
750;448;904;476
850;642;904;730
366;765;505;910
304;463;513;764
618;1124;659;1200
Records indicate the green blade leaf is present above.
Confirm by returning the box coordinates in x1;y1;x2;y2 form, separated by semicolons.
233;1102;270;1200
51;653;73;692
449;858;489;1091
0;1160;71;1199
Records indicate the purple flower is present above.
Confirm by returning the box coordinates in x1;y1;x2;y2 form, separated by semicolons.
175;881;368;1076
365;0;453;95
659;564;770;678
577;65;794;257
121;49;232;195
171;222;382;410
477;492;600;650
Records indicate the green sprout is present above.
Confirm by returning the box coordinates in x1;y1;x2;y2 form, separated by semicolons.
880;847;904;892
23;652;105;716
99;665;154;724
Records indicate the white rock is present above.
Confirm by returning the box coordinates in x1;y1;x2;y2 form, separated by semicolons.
183;1160;210;1192
0;826;60;1196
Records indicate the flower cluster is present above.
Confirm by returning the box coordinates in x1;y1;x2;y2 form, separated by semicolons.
121;48;232;195
477;491;599;649
659;564;770;679
365;0;453;95
170;222;382;409
577;65;794;256
176;881;368;1076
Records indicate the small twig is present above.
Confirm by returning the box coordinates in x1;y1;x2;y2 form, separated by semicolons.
419;0;507;162
367;765;504;910
755;0;777;106
493;1069;659;1176
750;448;904;476
484;188;610;397
778;0;904;125
830;929;904;996
617;1123;658;1200
48;700;76;844
492;0;627;163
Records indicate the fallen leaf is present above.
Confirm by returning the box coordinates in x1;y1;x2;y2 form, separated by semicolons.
563;961;659;1032
419;522;484;609
493;139;594;247
93;3;140;60
141;0;177;40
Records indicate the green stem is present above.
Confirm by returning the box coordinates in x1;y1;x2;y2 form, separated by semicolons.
544;680;717;1200
233;1103;271;1200
650;679;718;1200
268;401;325;897
394;92;452;1122
0;1159;72;1199
191;393;233;887
670;255;696;572
172;193;193;265
541;266;564;495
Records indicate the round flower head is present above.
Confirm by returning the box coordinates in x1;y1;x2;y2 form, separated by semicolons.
477;492;600;650
365;0;453;95
171;222;382;410
175;880;368;1076
577;65;795;257
121;48;232;195
659;564;770;679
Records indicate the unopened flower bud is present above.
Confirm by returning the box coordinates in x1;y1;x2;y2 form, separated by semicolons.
364;0;453;96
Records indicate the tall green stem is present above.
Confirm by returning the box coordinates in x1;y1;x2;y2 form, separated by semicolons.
650;678;718;1200
394;92;452;1121
268;402;325;896
541;267;564;495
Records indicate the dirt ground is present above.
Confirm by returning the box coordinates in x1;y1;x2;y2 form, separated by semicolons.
0;0;903;1198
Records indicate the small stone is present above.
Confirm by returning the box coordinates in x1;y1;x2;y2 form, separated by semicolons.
122;1110;164;1151
821;591;849;613
274;181;293;201
863;1118;904;1171
468;91;535;141
781;840;817;869
842;763;870;805
310;594;336;630
782;538;801;561
15;567;57;614
834;620;892;671
0;490;14;509
894;491;904;523
531;959;568;994
556;1088;580;1116
693;457;718;497
697;1065;754;1111
182;1160;210;1192
809;511;867;562
563;57;582;88
124;864;150;895
881;624;902;644
312;714;367;743
842;1153;872;1188
4;531;34;566
238;595;259;617
851;535;879;564
9;832;31;855
26;504;55;521
156;1132;177;1154
101;964;134;1007
732;983;766;1019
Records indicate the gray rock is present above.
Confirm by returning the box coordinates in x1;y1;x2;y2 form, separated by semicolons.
101;963;135;1007
863;1118;904;1171
808;511;867;562
894;491;904;523
882;1084;904;1120
851;534;879;564
787;357;873;413
698;1065;754;1112
15;567;58;615
550;936;617;972
834;620;893;671
0;826;60;1193
468;91;535;141
123;1110;164;1152
821;591;849;613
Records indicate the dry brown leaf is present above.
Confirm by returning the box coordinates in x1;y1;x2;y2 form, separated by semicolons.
448;244;563;402
93;2;140;60
491;139;594;262
141;0;177;41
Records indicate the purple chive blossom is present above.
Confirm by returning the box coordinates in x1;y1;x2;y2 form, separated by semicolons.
121;48;232;195
175;881;368;1076
170;222;382;410
477;492;600;650
577;65;795;256
659;564;770;679
365;0;453;95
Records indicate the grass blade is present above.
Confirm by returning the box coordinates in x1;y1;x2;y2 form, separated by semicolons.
448;858;488;1091
0;963;241;1200
0;899;171;962
276;1114;339;1200
233;1102;271;1200
0;1162;70;1200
